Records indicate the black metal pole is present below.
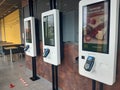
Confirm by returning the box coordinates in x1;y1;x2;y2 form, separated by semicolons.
50;0;58;90
92;80;96;90
28;0;34;16
28;0;39;81
32;57;36;78
55;65;58;90
50;0;53;10
52;65;55;90
52;65;58;90
53;0;56;9
99;82;104;90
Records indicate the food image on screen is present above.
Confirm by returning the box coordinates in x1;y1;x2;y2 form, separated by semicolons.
26;20;32;43
82;1;110;53
43;15;55;46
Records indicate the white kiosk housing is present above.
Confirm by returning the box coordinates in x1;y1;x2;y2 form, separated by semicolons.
79;0;119;85
42;9;61;66
24;17;37;57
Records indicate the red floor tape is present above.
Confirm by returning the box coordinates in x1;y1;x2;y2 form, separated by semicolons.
19;77;29;87
9;84;15;88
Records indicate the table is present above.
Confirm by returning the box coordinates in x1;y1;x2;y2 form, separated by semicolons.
0;43;13;46
4;46;18;62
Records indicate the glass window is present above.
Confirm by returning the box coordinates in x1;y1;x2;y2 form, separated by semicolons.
56;0;79;43
33;0;50;40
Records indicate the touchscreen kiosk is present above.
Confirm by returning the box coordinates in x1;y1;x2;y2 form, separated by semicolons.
24;17;37;57
42;9;60;65
79;0;119;85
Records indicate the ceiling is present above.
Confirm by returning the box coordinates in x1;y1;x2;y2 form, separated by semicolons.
0;0;22;19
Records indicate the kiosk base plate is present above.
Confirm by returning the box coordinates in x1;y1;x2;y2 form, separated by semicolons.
30;76;40;81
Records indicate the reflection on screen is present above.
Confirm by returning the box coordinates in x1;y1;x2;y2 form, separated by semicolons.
82;1;110;54
43;15;55;46
26;20;32;43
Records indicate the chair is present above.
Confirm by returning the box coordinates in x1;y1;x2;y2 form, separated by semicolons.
17;45;25;59
2;44;25;61
2;46;11;61
0;46;4;56
10;44;25;60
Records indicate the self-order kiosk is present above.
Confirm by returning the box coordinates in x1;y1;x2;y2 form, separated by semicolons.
42;9;61;66
24;17;37;57
79;0;119;85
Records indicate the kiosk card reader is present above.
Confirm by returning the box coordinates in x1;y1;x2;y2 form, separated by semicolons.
79;0;119;85
24;17;37;57
84;56;95;72
24;45;30;51
43;48;50;57
42;9;61;66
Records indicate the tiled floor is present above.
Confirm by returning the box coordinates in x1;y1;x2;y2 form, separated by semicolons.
0;55;59;90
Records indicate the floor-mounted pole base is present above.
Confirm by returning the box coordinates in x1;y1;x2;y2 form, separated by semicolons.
30;76;40;81
30;57;40;81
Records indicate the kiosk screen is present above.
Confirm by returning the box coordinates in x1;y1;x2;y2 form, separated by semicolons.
43;15;55;46
25;20;32;43
82;1;110;54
